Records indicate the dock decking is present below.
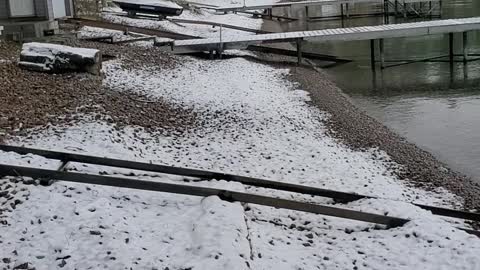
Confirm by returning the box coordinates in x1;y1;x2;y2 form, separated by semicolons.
169;17;480;68
174;17;479;48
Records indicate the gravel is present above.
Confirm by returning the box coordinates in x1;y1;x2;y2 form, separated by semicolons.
288;64;480;213
0;40;197;143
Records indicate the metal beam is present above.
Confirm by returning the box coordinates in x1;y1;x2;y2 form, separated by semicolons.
371;39;376;71
449;32;454;63
1;145;480;222
379;38;385;69
0;164;409;228
297;38;303;64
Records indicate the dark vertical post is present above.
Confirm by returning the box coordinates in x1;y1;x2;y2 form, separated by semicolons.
429;1;432;19
395;0;398;17
463;31;468;64
340;4;345;27
383;0;387;24
449;32;454;64
379;39;385;69
297;39;303;65
370;39;376;71
439;0;443;18
305;6;309;19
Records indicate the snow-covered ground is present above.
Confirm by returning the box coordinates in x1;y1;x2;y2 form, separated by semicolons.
102;0;275;38
1;1;480;269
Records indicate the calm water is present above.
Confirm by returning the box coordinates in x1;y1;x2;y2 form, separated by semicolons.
273;0;480;181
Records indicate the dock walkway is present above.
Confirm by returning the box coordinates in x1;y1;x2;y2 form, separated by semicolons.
169;17;480;69
215;0;438;12
214;0;441;21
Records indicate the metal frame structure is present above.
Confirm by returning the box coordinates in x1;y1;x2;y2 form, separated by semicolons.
169;17;480;67
1;144;479;236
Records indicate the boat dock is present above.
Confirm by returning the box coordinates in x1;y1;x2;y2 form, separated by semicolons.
213;0;442;21
165;17;480;70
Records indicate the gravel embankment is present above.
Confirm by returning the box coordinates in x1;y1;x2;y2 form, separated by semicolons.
0;41;197;143
288;64;480;212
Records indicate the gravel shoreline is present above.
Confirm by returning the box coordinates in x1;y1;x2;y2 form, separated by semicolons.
0;40;197;144
286;60;480;212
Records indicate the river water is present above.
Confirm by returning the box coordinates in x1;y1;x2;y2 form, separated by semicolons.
273;0;480;181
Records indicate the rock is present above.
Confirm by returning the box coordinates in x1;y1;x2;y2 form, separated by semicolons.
19;42;102;75
58;259;67;268
13;262;30;269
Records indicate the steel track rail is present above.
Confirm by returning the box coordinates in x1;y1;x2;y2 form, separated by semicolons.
1;144;479;223
0;164;408;228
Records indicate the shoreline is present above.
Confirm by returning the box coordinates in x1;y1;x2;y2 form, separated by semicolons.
289;64;480;211
258;8;480;213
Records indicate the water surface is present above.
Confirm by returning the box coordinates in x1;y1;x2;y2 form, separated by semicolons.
275;0;480;181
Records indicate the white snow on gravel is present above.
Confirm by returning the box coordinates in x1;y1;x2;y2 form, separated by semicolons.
1;3;480;269
1;54;479;269
103;1;266;38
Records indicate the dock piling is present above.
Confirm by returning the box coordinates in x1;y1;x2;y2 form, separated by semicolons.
449;32;454;64
379;39;385;69
297;38;303;64
370;39;376;71
463;31;468;63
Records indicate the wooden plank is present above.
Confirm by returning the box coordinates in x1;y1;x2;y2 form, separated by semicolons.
0;164;409;228
1;144;480;222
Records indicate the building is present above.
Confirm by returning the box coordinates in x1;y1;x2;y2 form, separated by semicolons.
0;0;74;39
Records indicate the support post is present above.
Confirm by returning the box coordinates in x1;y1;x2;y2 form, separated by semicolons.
439;0;443;17
429;1;432;19
305;6;309;19
370;39;376;71
384;0;389;24
379;39;385;69
449;32;454;64
297;38;303;65
340;4;345;27
395;0;398;16
463;31;468;64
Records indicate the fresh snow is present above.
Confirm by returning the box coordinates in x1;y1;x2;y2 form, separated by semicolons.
21;42;99;59
103;4;265;38
1;2;480;269
1;55;479;269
